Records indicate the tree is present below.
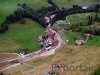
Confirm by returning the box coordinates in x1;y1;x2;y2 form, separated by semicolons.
95;4;100;13
20;18;25;24
88;16;93;25
94;14;99;22
91;25;95;34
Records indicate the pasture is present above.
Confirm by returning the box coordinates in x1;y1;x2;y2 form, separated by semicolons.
0;0;48;23
2;45;100;75
0;18;46;53
53;0;99;9
63;32;100;46
58;12;100;46
58;12;97;28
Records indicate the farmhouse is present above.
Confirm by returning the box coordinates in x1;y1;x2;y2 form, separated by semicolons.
76;38;85;45
84;33;92;37
82;6;88;9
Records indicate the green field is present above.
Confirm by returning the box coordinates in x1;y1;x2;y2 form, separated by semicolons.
0;0;98;24
58;12;98;28
0;0;48;24
60;13;100;46
28;1;51;10
53;0;99;9
58;12;100;34
67;12;100;25
0;18;46;53
63;31;100;46
59;12;100;46
61;8;100;46
67;13;94;25
0;0;100;53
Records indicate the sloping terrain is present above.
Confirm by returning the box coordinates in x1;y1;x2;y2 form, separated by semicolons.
2;45;100;75
53;0;99;9
0;53;18;62
0;18;45;53
0;0;48;23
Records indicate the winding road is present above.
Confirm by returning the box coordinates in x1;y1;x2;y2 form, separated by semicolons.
0;24;66;72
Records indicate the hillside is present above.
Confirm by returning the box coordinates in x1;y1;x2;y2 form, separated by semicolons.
53;0;99;9
0;0;100;75
0;0;48;23
0;18;46;53
2;45;100;75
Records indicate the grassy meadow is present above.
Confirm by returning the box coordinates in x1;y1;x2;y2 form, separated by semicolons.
28;1;51;10
0;18;46;53
0;0;48;24
59;12;100;28
63;32;100;46
58;12;100;46
0;1;100;74
0;0;100;52
2;45;100;75
53;0;99;9
0;0;49;53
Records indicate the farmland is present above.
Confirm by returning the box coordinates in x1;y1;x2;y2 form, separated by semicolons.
57;12;100;46
63;32;100;46
0;0;48;23
58;12;100;28
53;0;99;9
0;0;100;75
0;18;46;53
2;45;100;75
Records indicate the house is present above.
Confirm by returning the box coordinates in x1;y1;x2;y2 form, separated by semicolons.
76;38;85;45
82;6;88;9
84;33;91;37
